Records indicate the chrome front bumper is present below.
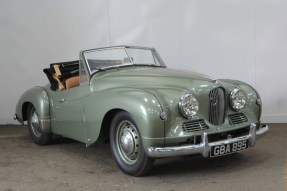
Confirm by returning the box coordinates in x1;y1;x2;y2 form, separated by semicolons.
147;123;269;158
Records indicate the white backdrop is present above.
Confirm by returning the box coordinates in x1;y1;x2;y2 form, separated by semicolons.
0;0;286;124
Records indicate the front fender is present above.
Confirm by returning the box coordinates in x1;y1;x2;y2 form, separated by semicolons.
15;86;51;132
219;79;262;120
84;88;165;149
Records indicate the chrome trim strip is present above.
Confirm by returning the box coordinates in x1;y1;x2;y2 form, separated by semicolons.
147;123;269;158
84;45;155;53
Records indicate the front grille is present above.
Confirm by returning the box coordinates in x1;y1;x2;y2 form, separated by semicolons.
182;119;209;132
209;87;225;125
228;113;248;125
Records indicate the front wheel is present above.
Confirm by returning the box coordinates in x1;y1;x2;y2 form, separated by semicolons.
27;105;52;145
110;111;154;176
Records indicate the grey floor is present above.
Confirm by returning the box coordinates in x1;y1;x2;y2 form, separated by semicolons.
0;124;286;191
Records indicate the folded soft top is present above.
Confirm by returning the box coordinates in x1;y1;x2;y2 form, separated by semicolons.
43;60;79;90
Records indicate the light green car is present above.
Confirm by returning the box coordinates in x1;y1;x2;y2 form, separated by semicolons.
14;46;268;176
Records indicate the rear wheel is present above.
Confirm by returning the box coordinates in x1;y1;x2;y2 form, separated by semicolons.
27;105;52;145
110;111;154;176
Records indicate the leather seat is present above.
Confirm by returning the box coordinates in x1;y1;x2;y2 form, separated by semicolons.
65;76;80;89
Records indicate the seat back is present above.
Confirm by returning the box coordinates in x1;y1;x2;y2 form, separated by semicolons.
65;76;80;90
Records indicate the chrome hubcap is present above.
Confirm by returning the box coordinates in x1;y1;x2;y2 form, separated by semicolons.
30;109;42;137
120;131;134;155
117;120;140;164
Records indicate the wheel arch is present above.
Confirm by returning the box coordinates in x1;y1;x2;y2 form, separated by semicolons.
97;108;125;144
15;86;51;133
22;102;31;122
85;88;165;148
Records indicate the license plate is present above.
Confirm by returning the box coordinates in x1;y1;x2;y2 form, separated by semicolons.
210;140;248;157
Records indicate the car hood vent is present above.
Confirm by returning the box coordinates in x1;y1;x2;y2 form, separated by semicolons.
228;113;248;125
182;119;209;132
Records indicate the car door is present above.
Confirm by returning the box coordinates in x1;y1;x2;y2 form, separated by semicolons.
50;84;91;143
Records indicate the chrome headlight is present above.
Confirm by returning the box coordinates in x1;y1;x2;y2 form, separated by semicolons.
229;88;247;111
179;92;199;118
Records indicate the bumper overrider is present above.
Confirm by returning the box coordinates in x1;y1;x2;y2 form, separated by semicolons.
147;123;269;158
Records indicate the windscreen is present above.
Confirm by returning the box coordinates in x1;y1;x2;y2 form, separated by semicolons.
84;47;164;74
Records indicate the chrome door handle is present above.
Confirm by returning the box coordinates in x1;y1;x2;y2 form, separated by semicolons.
58;98;66;103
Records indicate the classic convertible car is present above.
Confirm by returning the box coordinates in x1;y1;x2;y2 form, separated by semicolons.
14;46;268;176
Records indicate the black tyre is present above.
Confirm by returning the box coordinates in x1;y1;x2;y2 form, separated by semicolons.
110;111;154;176
27;105;52;145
